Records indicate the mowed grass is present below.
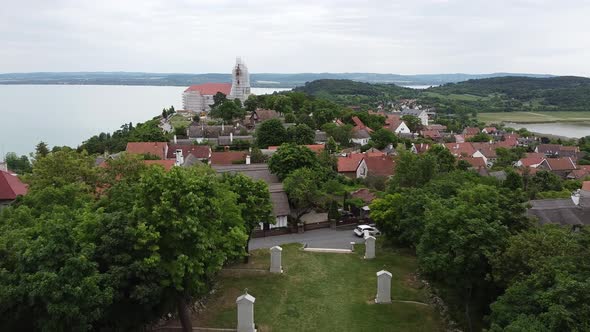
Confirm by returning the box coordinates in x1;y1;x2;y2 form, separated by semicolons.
169;114;192;129
478;111;590;124
190;243;442;332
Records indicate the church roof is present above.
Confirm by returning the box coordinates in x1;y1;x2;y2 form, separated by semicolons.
184;83;232;96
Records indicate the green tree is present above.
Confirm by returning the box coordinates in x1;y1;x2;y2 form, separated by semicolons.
212;92;227;108
401;115;422;132
4;152;32;174
417;185;511;331
268;143;319;180
467;132;492;142
426;145;456;173
272;95;293;114
325;137;338;153
210;100;245;123
22;150;98;192
370;128;397;150
283;167;323;221
128;119;169;142
284;113;296;123
287;123;315;145
35;141;50;158
389;150;438;190
322;123;352;147
221;173;273;262
256;119;288;148
244;95;259;113
249;147;266;163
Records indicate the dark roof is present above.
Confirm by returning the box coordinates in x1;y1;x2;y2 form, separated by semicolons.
188;124;236;138
251;109;279;122
218;135;255;146
401;109;425;116
528;199;590;226
212;164;290;217
212;164;280;184
167;144;211;159
351;188;376;204
352;128;371;139
210;151;248;165
315;131;327;142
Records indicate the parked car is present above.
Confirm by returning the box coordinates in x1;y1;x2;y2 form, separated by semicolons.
353;225;381;237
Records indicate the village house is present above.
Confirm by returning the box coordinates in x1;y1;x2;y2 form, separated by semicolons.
364;155;395;177
400;108;429;126
567;165;590;180
0;165;28;210
382;114;411;134
210;151;249;165
411;143;431;154
188;122;239;143
459;156;487;170
126;142;169;160
420;130;443;141
212;164;290;229
537;157;577;178
248;108;280;127
166;144;211;166
515;152;546;168
337;153;368;179
528;198;590;228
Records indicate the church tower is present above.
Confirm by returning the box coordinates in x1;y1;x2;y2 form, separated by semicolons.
229;57;251;104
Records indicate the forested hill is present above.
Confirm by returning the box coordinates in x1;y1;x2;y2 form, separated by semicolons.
293;79;419;103
421;76;590;113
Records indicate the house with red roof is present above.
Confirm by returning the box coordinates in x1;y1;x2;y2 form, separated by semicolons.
0;169;28;209
182;83;232;113
126;142;169;160
143;160;176;171
567;165;590;180
463;127;480;136
459;156;487;170
337;153;368;179
210;151;248;165
538;157;577;178
411;143;431;154
420;130;442;141
383;114;410;134
365;155;395;177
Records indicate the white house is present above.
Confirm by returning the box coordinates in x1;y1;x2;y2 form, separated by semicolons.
401;108;429;126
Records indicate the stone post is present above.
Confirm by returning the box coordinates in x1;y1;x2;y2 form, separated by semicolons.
364;236;376;259
350;242;355;252
375;270;392;304
236;291;256;332
363;230;370;239
270;246;283;273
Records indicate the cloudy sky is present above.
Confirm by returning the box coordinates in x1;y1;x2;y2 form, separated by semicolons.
1;0;589;75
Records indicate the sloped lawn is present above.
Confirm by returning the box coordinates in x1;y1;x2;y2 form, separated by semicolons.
189;242;443;331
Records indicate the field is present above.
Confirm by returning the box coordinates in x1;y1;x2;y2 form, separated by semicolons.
173;243;442;331
478;111;590;124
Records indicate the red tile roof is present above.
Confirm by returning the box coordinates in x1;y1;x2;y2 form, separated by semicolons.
126;142;168;160
582;181;590;191
413;143;431;154
541;157;576;171
210;151;248;165
365;155;395;177
351;188;376;204
420;130;442;139
167;144;211;159
518;156;545;167
351;116;373;133
459;157;486;169
463;127;480;135
0;170;28;200
184;83;232;96
444;142;476;157
143;160;176;171
525;152;546;159
337;153;365;173
268;144;325;153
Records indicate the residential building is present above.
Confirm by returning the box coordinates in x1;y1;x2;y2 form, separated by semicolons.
126;142;169;160
537;157;577;178
400;108;429;126
212;164;290;229
515;153;546;168
567;166;590;180
337;153;368;179
383;114;411;134
210;151;248;165
351;128;371;145
0;168;28;209
528;198;590;227
248;108;279;127
364;155;395;177
411;143;431;154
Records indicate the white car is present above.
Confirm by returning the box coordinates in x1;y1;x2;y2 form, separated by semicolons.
354;225;381;237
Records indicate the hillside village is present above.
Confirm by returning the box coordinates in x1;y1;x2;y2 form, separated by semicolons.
2;72;590;331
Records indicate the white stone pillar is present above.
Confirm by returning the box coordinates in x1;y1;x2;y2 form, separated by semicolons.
375;270;392;304
270;246;283;273
364;236;376;259
236;292;256;332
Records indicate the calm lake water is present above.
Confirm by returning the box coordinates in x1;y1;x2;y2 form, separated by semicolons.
0;85;290;156
504;122;590;139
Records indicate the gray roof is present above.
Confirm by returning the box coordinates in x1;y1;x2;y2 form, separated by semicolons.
528;199;590;226
315;131;327;143
352;129;371;139
401;109;426;117
212;164;280;184
489;171;507;181
212;164;290;217
182;154;203;167
217;135;255;146
188;124;236;138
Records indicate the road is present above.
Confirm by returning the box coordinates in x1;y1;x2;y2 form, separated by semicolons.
249;227;364;251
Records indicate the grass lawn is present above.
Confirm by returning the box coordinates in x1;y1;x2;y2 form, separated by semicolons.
169;114;192;129
478;111;590;124
186;242;442;331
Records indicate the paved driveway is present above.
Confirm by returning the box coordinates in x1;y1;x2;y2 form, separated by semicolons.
249;227;364;251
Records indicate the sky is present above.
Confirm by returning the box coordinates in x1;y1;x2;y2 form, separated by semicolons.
1;0;589;76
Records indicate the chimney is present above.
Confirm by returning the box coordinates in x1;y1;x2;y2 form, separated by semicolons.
174;135;177;144
230;132;233;143
246;155;251;165
175;149;184;166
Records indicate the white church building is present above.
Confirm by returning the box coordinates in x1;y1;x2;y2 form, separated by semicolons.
182;58;251;114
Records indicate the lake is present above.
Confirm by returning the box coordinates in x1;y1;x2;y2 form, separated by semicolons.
0;85;290;156
504;122;590;139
